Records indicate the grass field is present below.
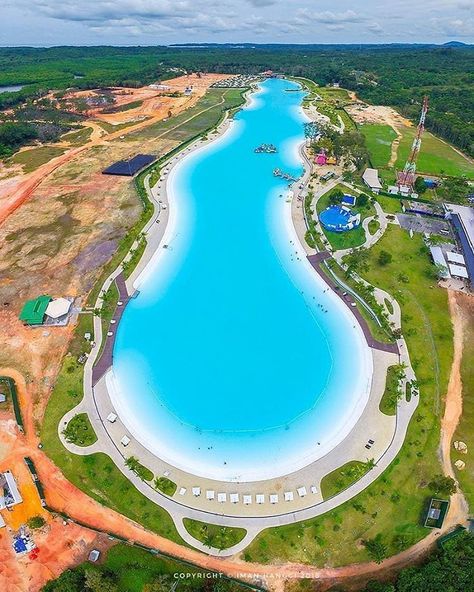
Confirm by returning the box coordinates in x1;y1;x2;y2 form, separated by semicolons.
320;461;371;500
183;519;247;550
245;225;453;566
360;124;398;169
395;127;474;179
9;145;66;173
316;184;375;250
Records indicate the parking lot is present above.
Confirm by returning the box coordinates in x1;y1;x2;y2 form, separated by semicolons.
397;213;453;238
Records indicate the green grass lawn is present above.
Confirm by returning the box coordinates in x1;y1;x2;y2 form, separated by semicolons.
360;124;398;169
320;461;371;500
245;225;453;566
9;146;66;173
453;298;474;509
62;413;97;446
183;519;247;550
368;219;380;235
395;126;474;179
379;365;403;416
376;194;402;214
316;184;375;250
154;476;177;497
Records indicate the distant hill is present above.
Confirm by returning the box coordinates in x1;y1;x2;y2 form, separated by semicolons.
443;41;468;47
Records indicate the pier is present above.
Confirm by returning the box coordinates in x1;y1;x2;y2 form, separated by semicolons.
273;168;300;183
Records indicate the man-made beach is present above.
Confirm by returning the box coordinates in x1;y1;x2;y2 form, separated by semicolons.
110;78;373;482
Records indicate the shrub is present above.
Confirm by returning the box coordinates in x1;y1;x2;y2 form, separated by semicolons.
28;515;46;529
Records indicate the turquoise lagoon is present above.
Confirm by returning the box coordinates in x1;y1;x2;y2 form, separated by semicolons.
111;79;372;482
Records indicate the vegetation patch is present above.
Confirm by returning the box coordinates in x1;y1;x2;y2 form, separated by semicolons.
379;365;406;416
62;413;97;446
154;476;177;497
125;456;154;482
395;126;474;179
183;519;247;550
368;218;380;236
8;145;66;173
321;460;374;499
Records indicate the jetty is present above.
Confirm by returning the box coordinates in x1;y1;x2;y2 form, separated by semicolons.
254;143;278;154
273;168;299;183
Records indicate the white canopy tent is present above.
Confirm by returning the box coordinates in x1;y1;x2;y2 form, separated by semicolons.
45;298;72;319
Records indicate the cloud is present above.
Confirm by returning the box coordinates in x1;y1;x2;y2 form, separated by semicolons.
295;9;363;25
247;0;277;6
367;22;383;34
3;0;474;44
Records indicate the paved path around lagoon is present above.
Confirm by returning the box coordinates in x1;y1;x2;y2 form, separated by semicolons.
59;87;419;556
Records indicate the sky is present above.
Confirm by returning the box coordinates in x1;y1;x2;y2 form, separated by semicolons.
1;0;473;46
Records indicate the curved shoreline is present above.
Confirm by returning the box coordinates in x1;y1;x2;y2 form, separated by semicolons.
110;79;374;482
55;80;418;555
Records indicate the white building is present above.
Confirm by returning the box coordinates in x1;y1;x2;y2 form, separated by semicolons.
362;168;382;194
0;471;23;510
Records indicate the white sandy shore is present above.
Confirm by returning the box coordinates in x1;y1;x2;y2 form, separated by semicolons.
109;80;373;482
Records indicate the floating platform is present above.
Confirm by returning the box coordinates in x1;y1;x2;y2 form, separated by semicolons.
255;143;278;154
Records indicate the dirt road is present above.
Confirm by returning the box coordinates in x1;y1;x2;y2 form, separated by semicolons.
0;74;228;226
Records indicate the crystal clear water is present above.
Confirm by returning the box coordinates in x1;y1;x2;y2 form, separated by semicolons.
111;79;372;482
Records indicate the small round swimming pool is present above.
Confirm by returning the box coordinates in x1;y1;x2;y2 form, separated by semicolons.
319;205;360;233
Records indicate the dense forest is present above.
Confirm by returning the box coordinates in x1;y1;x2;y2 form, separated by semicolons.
0;45;473;157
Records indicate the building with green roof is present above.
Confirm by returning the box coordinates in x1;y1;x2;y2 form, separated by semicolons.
19;296;52;326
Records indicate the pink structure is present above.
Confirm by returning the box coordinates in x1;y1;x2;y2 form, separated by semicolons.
315;150;328;166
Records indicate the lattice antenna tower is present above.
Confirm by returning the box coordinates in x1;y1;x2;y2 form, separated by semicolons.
397;96;429;190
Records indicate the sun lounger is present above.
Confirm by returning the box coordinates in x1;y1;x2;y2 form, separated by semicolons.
178;487;186;496
311;486;317;494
